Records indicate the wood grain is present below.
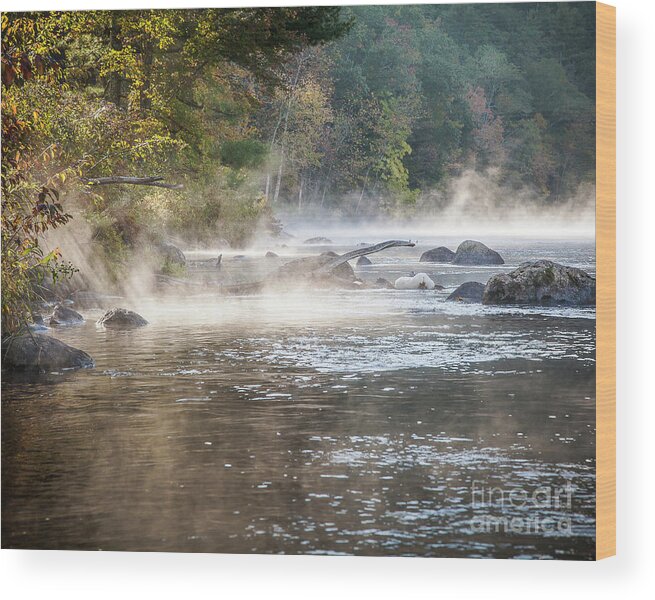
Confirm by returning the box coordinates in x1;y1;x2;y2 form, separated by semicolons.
595;1;616;560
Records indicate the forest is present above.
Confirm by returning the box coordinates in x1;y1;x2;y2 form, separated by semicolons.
1;3;596;333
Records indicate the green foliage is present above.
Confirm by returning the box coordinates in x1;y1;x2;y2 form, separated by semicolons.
258;2;596;211
1;8;350;332
1;4;597;331
220;140;268;170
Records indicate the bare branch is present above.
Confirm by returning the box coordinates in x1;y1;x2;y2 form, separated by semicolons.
80;176;183;190
313;240;416;275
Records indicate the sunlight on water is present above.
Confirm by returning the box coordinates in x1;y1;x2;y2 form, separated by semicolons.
2;236;596;558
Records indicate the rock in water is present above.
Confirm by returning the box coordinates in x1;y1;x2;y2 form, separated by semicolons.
2;334;94;371
420;246;455;263
483;260;596;305
97;308;149;329
265;251;279;258
303;237;333;245
447;281;486;303
395;273;436;290
373;278;395;289
277;253;355;282
50;304;84;326
29;314;48;332
157;242;186;266
452;240;504;265
356;255;372;266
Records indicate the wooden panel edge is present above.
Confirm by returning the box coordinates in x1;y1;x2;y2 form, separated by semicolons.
595;1;616;561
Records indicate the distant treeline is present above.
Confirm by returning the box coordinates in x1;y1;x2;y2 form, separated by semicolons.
1;4;595;330
262;2;596;212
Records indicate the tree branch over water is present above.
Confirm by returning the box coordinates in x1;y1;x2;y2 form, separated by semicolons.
80;176;183;190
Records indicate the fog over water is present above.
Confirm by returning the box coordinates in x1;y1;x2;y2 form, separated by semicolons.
3;218;596;559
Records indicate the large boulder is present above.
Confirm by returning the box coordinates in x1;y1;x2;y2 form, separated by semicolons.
452;240;504;265
157;242;186;267
277;252;355;282
420;246;455;263
356;255;372;266
447;281;485;303
97;308;149;329
2;334;94;371
482;260;596;306
50;304;84;326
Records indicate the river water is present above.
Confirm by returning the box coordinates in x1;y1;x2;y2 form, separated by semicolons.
2;234;596;559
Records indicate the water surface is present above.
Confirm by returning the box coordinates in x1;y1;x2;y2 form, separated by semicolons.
2;236;596;559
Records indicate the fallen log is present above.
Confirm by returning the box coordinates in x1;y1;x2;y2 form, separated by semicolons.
313;240;415;276
219;240;415;295
81;176;183;190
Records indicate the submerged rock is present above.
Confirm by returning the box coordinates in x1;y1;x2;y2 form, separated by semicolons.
483;260;595;306
447;281;486;303
303;237;333;245
97;308;149;329
356;255;372;266
50;304;84;326
2;334;94;371
420;246;455;263
395;273;436;290
452;240;504;265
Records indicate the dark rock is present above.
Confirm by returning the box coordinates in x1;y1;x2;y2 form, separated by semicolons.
2;334;94;371
483;260;595;306
265;251;279;258
374;278;395;289
97;308;149;329
452;240;504;265
447;281;486;303
50;304;84;326
28;314;48;332
356;255;372;266
420;246;455;263
303;237;333;245
277;253;355;282
157;242;186;267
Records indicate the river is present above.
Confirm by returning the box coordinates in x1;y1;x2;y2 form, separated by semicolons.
1;233;596;559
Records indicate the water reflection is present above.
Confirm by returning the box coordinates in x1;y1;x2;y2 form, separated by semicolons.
2;237;595;559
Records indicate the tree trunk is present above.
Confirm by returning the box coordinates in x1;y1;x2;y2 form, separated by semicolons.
273;156;284;204
107;15;124;109
139;42;153;113
355;167;371;214
269;52;306;204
